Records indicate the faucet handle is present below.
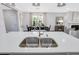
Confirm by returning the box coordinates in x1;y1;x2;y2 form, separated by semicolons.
46;34;48;37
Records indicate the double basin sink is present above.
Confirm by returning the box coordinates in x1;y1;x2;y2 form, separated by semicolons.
19;37;58;48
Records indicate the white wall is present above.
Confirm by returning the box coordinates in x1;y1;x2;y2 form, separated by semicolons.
22;13;30;30
46;13;55;30
46;13;69;30
0;4;6;33
46;12;76;30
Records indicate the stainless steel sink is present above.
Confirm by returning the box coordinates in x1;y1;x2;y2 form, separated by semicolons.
19;37;39;47
40;38;58;47
26;37;39;47
19;37;58;48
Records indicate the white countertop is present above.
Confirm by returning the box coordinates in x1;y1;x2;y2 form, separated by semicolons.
0;32;79;54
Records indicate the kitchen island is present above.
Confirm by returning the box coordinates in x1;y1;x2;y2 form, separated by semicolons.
0;32;79;55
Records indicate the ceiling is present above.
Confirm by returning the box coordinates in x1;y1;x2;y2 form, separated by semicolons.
14;3;79;12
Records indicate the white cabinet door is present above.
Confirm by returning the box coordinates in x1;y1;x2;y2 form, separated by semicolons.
3;10;19;32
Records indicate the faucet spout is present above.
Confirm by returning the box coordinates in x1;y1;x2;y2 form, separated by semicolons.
38;20;44;37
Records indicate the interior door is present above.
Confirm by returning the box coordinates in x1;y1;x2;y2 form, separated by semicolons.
3;10;19;32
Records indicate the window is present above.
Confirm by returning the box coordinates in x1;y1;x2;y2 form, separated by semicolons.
32;15;44;26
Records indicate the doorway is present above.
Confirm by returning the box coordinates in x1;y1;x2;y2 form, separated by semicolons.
3;9;19;32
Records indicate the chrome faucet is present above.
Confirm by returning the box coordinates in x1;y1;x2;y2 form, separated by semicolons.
38;20;44;47
38;21;44;37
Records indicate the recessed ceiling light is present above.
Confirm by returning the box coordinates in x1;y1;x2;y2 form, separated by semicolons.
57;3;66;7
32;3;40;7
